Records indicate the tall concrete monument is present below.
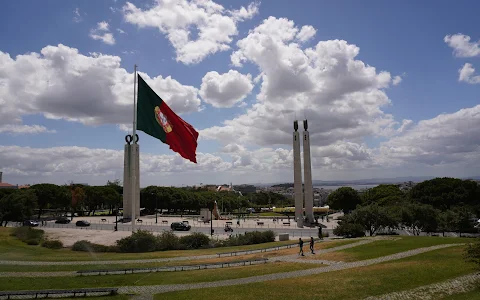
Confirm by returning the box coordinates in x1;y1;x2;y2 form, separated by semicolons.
123;140;140;220
303;120;314;224
293;120;304;228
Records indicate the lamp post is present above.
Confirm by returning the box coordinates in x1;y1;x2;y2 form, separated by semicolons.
210;210;213;237
155;194;158;224
115;205;118;231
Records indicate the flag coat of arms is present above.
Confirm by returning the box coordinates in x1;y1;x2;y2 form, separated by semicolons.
136;74;199;163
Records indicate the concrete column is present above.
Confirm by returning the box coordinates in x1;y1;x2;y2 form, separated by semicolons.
123;145;131;219
303;120;314;224
123;144;140;220
293;121;303;228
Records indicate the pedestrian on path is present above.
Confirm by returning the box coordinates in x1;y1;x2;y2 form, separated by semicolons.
298;238;304;256
310;237;315;254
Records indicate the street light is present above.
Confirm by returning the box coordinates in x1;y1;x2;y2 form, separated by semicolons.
115;205;118;231
155;193;158;224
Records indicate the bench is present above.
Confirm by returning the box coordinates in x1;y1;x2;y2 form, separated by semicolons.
136;219;143;223
182;220;189;224
257;222;264;226
226;221;233;225
101;219;107;222
283;222;290;226
0;288;118;299
162;220;168;224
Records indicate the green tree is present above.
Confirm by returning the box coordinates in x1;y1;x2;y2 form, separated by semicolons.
352;204;400;236
362;184;405;206
401;203;440;235
31;184;63;218
327;187;362;213
0;190;37;226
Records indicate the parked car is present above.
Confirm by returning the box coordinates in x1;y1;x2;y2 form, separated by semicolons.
55;217;71;224
23;220;39;227
75;220;90;227
115;217;132;223
170;222;191;231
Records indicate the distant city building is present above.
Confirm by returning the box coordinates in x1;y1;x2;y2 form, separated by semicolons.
0;172;18;189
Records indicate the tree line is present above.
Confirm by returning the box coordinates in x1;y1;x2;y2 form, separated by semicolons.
0;181;291;226
327;177;480;237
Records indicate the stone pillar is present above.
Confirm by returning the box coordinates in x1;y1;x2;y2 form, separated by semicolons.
123;144;140;219
123;145;131;219
303;120;314;225
293;121;304;228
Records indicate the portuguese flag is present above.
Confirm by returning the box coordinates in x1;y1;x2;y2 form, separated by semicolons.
136;74;199;163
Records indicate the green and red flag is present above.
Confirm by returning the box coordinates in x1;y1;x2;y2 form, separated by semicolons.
136;74;199;163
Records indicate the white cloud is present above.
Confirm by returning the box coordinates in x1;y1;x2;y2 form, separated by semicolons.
458;63;480;84
392;75;402;86
445;34;480;57
0;125;56;135
73;8;82;23
230;2;259;21
296;25;316;43
0;44;201;129
117;28;126;34
199;70;254;108
90;21;116;45
380;104;480;166
203;17;395;148
123;0;259;64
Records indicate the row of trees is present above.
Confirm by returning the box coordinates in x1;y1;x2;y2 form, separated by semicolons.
0;181;291;226
328;178;480;236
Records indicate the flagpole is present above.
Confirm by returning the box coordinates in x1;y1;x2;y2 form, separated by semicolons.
132;64;137;233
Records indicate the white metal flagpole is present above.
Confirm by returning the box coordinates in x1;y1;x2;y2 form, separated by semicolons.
131;64;137;233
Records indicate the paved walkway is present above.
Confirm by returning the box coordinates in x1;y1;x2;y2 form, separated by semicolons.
117;243;464;295
364;272;480;300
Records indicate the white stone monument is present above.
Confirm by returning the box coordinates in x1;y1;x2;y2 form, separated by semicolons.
123;142;140;220
293;120;304;228
303;120;314;224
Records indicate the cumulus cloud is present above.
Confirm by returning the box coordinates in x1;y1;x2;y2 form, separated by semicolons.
296;25;316;43
0;125;56;135
458;63;480;84
90;21;116;45
199;70;254;108
203;17;395;148
123;0;259;64
380;105;480;166
444;34;480;57
0;44;201;128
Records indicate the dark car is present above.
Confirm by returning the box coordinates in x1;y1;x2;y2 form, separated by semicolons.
115;217;132;223
23;220;39;227
55;217;71;224
170;222;191;231
75;220;90;227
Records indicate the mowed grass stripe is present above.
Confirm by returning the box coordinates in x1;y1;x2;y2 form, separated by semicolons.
158;245;476;300
317;236;468;262
0;262;321;291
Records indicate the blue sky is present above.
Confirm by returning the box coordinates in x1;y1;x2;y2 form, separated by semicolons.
1;0;480;186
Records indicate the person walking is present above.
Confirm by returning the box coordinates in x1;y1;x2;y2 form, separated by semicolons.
310;237;315;254
298;238;304;256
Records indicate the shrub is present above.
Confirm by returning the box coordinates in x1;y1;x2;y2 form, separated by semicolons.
72;240;113;252
26;238;40;245
322;232;330;238
179;232;211;249
41;240;63;249
11;227;44;245
223;230;276;247
333;223;366;238
465;240;480;270
156;231;179;251
117;230;157;253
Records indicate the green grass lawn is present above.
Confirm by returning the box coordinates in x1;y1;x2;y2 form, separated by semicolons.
0;227;299;262
158;246;476;300
0;262;320;291
319;236;469;262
